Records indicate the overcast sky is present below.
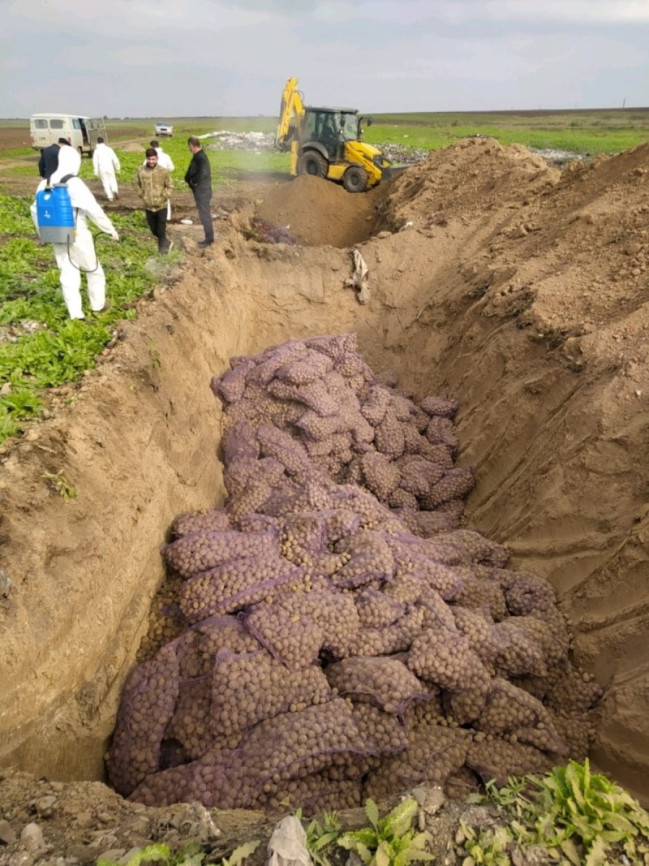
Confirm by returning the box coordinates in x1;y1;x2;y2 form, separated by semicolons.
1;0;647;118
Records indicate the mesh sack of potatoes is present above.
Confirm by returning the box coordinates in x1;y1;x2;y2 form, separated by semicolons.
444;683;491;725
352;606;425;656
108;642;180;797
268;378;340;417
238;698;372;803
420;467;475;510
492;568;559;616
274;350;334;386
542;661;604;714
388;392;430;431
504;613;569;666
351;702;409;754
392;506;462;538
326;656;428;714
466;737;555;787
420;395;460;419
209;648;332;741
436;530;510;569
226;479;275;524
223;454;285;498
221;418;259;464
476;678;565;743
244;340;309;387
295;409;348;442
129;746;252;810
354;586;406;627
175;615;261;680
425;415;459;453
454;572;509;621
418;586;458;632
551;711;595;760
397;456;445;497
305;333;359;362
243;601;324;668
491;619;549;678
452;606;501;665
252;771;363;814
374;407;406;460
271;590;361;659
365;723;470;799
178;556;307;623
403;693;445;728
162;528;278;580
391;545;465;601
210;357;255;403
330;531;395;589
164;675;214;759
359;384;391;427
359;451;402;500
408;628;492;694
256;422;312;476
170;508;231;539
387;487;419;509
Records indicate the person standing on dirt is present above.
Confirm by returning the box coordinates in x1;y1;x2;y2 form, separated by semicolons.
31;145;119;321
149;139;174;172
135;148;173;255
38;137;71;180
184;136;213;247
92;137;121;202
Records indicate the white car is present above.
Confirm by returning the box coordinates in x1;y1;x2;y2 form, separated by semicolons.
154;121;173;137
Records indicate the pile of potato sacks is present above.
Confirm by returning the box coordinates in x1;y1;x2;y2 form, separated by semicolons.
107;334;601;814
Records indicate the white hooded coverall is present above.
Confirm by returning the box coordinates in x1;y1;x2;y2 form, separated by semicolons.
31;147;119;320
92;141;121;200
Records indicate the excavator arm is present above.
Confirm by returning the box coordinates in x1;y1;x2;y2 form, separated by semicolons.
276;77;305;152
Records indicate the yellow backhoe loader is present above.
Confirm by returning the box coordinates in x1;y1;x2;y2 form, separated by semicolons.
276;77;393;192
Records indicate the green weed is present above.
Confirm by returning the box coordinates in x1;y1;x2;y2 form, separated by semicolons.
465;759;649;865
41;469;77;499
96;838;259;866
337;798;433;866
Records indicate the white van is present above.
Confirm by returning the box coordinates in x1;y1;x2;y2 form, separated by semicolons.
30;114;107;156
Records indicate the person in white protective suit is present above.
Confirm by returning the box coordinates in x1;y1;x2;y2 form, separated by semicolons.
31;146;120;321
92;136;121;201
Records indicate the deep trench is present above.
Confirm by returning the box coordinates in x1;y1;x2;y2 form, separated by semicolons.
1;183;647;809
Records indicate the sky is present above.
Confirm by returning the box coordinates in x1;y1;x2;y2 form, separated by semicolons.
1;0;648;119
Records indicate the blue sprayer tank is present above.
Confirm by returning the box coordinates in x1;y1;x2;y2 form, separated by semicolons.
36;183;76;244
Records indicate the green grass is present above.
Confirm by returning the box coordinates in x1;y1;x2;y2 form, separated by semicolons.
0;192;161;443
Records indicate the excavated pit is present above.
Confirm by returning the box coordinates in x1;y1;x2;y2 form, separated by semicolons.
1;138;649;808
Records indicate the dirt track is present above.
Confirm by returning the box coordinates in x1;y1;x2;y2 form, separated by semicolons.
1;131;649;862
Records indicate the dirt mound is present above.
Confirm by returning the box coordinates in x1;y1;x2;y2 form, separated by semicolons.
1;135;649;861
255;173;381;247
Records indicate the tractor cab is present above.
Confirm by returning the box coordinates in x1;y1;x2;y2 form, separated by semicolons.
301;107;368;162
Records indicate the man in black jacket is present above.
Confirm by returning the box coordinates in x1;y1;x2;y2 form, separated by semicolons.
38;137;71;180
184;137;213;247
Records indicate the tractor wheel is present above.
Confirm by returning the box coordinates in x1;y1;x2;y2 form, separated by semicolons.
297;151;328;179
343;165;369;193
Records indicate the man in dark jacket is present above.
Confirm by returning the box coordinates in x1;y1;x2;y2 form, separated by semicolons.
38;137;71;180
184;136;213;247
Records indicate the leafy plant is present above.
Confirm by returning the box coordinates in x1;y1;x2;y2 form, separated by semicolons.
483;759;649;865
459;822;510;866
41;469;77;499
303;810;342;866
96;838;259;866
337;798;433;866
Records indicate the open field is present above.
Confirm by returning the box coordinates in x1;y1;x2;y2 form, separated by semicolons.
1;105;648;156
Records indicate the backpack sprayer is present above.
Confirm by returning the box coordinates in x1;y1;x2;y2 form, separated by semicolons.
35;175;99;272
